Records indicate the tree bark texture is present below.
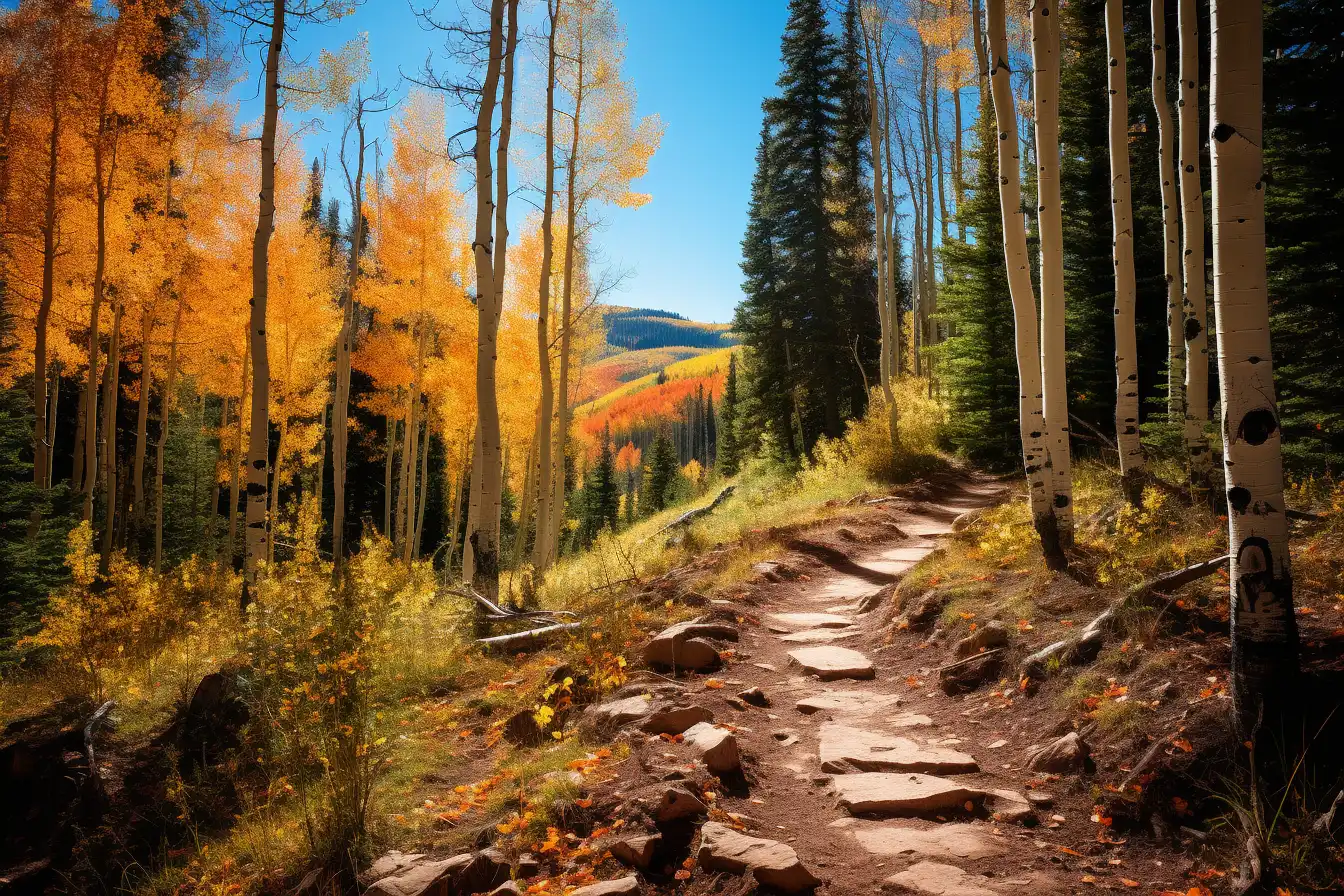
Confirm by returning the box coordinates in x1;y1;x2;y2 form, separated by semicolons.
1178;0;1212;487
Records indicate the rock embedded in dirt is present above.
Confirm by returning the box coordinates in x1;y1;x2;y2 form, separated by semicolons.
952;621;1009;658
938;651;1003;695
1025;791;1054;807
682;722;742;774
888;713;933;728
643;619;738;672
898;589;955;632
796;691;903;716
697;821;822;893
818;724;978;775
832;773;986;818
753;560;800;583
608;832;662;870
569;876;640;896
780;628;862;643
840;821;1007;861
738;686;770;707
634;782;707;823
640;704;713;736
1026;731;1090;773
769;612;856;630
362;851;426;885
364;853;473;896
579;695;655;738
882;860;999;896
986;789;1033;824
788;646;876;681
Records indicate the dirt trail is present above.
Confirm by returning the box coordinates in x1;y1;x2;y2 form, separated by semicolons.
681;473;1184;895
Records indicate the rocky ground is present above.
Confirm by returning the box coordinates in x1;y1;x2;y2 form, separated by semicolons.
362;474;1222;896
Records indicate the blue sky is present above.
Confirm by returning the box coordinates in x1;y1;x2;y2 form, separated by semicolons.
229;0;791;325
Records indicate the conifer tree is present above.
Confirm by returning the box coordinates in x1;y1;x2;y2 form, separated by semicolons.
718;353;742;476
938;96;1020;468
643;429;677;515
579;423;618;543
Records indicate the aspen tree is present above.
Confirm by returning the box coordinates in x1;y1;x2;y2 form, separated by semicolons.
467;0;507;598
1209;0;1299;734
987;0;1065;570
860;6;898;448
1152;0;1183;421
1178;0;1211;487
1105;0;1145;504
533;0;560;570
241;0;285;608
1030;0;1073;543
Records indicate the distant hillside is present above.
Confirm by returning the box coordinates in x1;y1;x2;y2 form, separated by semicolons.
602;306;738;351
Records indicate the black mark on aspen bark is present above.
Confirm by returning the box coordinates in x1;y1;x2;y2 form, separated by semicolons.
1212;123;1235;142
1239;409;1278;446
1185;318;1203;341
1228;486;1252;513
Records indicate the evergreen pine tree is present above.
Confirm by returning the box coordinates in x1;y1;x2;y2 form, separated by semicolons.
937;96;1021;468
643;429;678;515
834;0;880;415
1265;0;1344;471
735;122;798;458
303;158;324;229
718;353;743;476
579;423;620;543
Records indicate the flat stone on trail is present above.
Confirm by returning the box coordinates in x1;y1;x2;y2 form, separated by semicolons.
797;691;902;715
780;627;862;643
819;724;978;774
697;821;822;893
569;876;640;896
769;612;856;629
832;773;986;817
888;713;933;728
788;646;875;681
845;822;1007;861
683;722;742;774
883;861;1000;896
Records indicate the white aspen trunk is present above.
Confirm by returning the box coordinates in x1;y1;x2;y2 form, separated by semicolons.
861;16;898;448
1031;0;1073;545
467;0;507;601
532;1;559;572
987;0;1065;570
1178;0;1212;487
33;99;59;494
413;410;432;561
267;417;285;565
155;293;184;571
464;422;481;582
132;305;154;530
45;365;59;489
228;340;248;566
1152;0;1184;421
333;110;365;572
83;167;108;522
383;408;397;537
398;362;420;557
550;26;585;570
243;0;284;608
880;64;901;379
98;301;123;573
1209;0;1298;734
512;427;537;570
1105;0;1146;504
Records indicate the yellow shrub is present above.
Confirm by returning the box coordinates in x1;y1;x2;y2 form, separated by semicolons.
800;381;947;487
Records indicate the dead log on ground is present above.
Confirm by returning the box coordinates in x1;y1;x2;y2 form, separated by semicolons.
645;486;735;543
477;622;582;648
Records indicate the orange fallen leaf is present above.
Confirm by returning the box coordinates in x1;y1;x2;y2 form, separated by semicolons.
1121;880;1139;888
1172;737;1194;753
704;678;726;689
1058;846;1083;856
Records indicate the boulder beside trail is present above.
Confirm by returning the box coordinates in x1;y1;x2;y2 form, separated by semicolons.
362;847;535;896
683;722;742;774
643;619;738;672
1026;731;1090;773
952;621;1009;658
832;773;986;818
697;821;821;893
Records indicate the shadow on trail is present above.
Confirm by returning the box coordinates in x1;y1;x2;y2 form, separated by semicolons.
785;539;898;586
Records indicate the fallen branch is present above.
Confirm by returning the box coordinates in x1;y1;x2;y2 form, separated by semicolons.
645;486;736;542
1287;508;1322;522
1022;556;1229;681
934;646;1004;673
446;586;575;625
83;699;115;771
476;622;581;648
